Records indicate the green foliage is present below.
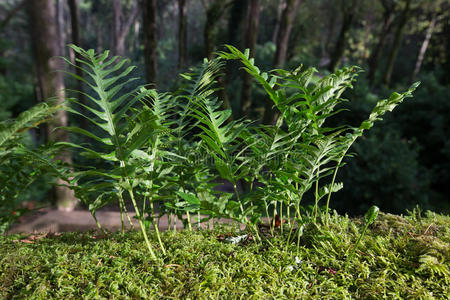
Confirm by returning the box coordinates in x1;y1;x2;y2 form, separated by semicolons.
59;45;419;256
62;45;174;258
331;73;446;215
0;103;63;233
218;45;418;232
0;76;34;122
346;205;379;265
1;212;448;298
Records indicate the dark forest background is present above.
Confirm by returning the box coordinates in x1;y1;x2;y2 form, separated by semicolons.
0;0;449;216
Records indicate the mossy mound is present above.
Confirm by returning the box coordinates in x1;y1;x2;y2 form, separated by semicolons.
1;211;448;299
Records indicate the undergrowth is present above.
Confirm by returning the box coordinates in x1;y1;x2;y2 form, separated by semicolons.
1;211;448;299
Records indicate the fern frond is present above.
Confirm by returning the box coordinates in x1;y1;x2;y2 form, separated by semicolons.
0;102;59;148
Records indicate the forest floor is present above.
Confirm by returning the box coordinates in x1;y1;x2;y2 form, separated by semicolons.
1;211;448;298
7;208;243;234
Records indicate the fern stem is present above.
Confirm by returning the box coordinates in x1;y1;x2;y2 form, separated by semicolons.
314;167;320;222
150;197;166;255
186;211;192;231
232;183;245;214
92;213;107;235
118;193;125;233
325;136;357;226
125;185;157;260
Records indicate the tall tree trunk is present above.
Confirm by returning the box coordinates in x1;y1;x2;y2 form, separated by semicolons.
240;0;260;118
27;0;77;211
411;13;437;82
113;0;123;55
68;0;87;129
142;0;158;86
203;0;228;59
56;0;66;57
262;0;301;125
203;0;231;112
178;0;187;70
225;0;247;84
94;18;104;52
113;0;139;56
327;0;357;72
383;0;411;86
368;0;395;85
271;0;286;44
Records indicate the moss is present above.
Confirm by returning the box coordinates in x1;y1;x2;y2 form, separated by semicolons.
1;211;449;298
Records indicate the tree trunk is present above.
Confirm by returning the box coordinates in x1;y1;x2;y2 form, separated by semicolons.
411;13;437;82
27;0;77;211
203;1;232;112
271;0;286;44
113;0;123;55
367;11;393;85
368;0;395;85
262;0;301;125
327;0;357;72
178;0;187;70
142;0;158;86
225;0;247;88
383;0;411;86
240;0;260;118
56;0;66;57
113;0;139;56
204;1;228;59
68;0;88;129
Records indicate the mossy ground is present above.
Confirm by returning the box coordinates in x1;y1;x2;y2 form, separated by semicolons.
1;211;448;299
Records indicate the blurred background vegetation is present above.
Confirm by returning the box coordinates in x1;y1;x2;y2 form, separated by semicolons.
0;0;449;216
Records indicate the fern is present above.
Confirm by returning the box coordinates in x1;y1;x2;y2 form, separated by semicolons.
219;45;419;233
0;102;62;233
62;45;163;259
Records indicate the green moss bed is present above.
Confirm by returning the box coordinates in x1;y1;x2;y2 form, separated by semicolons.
1;211;449;299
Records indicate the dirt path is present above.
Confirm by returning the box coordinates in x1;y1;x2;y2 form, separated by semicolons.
7;209;244;234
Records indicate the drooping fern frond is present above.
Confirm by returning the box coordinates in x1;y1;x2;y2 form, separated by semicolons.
0;102;59;149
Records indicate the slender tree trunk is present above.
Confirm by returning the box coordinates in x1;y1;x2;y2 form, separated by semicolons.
263;0;301;125
113;0;123;55
271;0;286;44
240;0;260;118
324;8;337;57
227;0;247;48
327;0;357;72
142;0;158;86
203;1;231;112
368;8;394;85
178;0;187;70
68;0;87;129
383;0;411;86
411;14;437;82
273;0;301;68
113;0;139;56
225;0;247;86
94;18;104;52
27;0;77;211
68;0;81;71
56;0;66;57
204;1;228;59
